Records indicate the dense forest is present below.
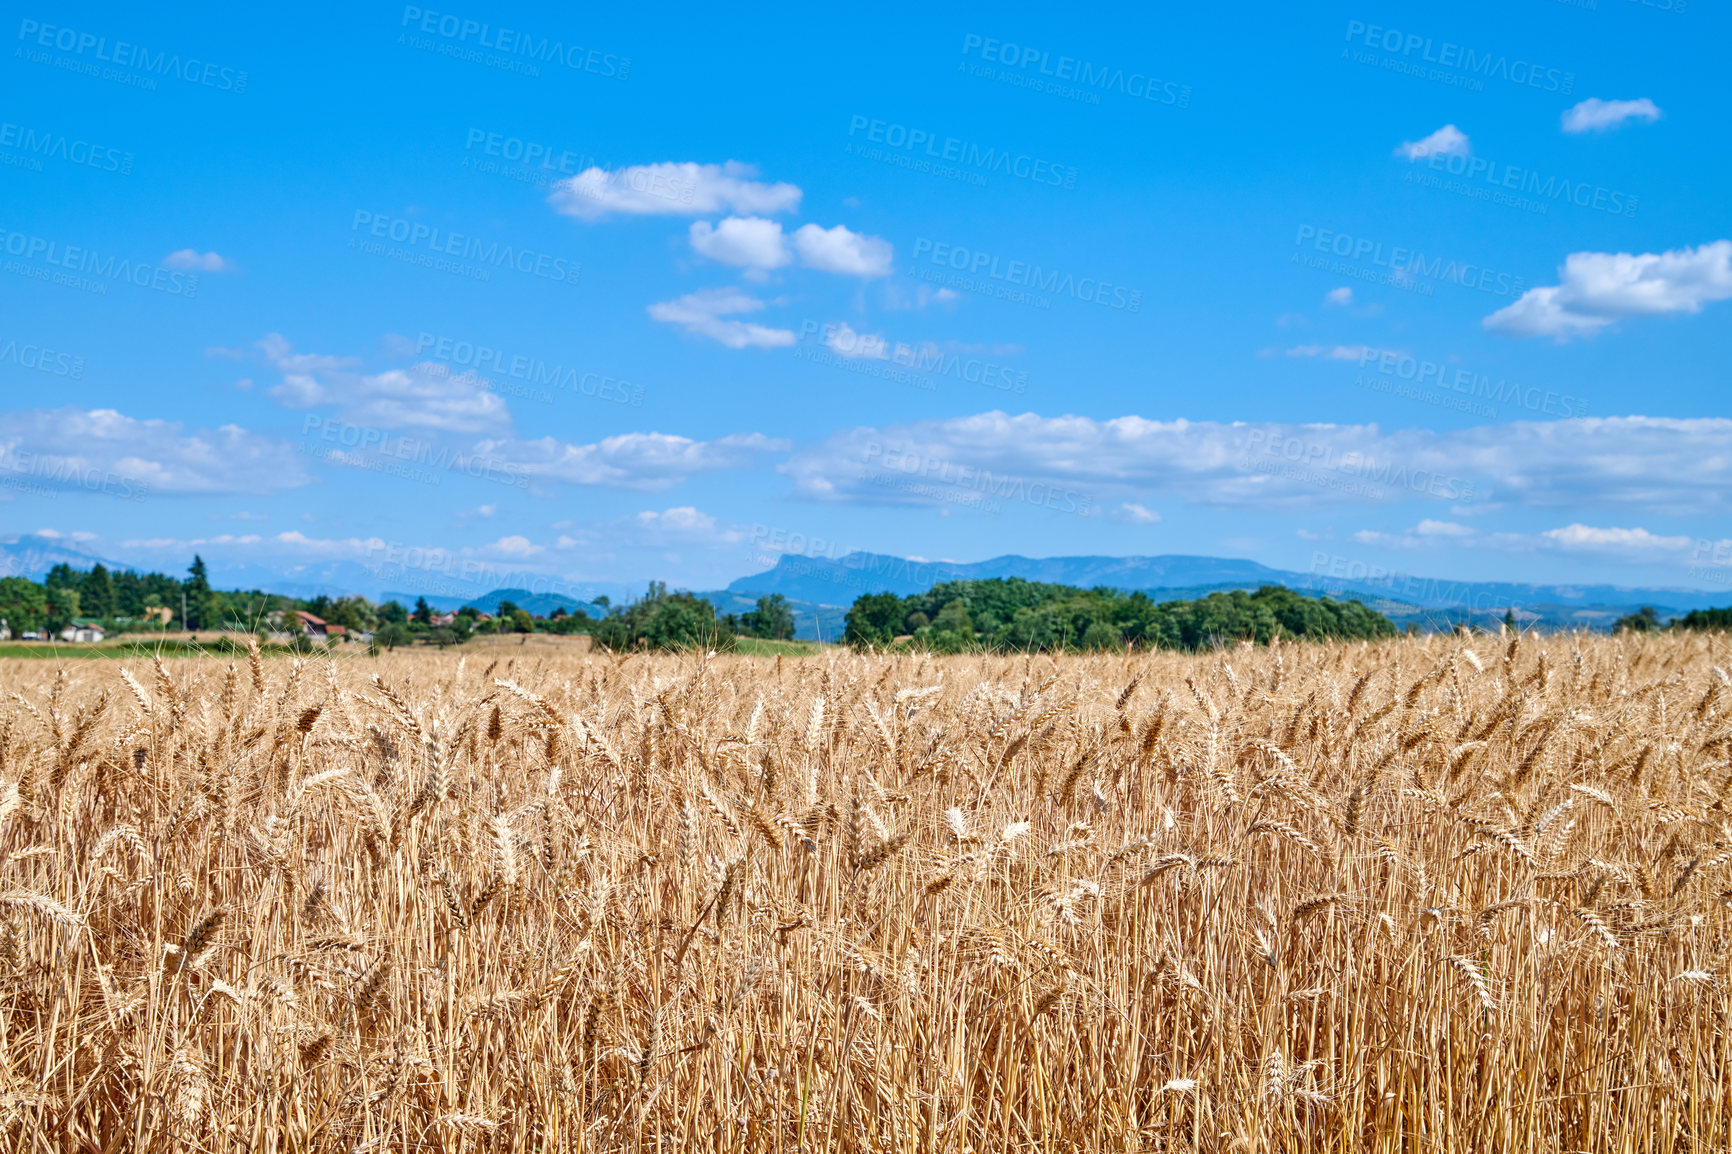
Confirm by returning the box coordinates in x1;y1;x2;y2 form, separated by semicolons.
1677;607;1732;630
843;578;1399;652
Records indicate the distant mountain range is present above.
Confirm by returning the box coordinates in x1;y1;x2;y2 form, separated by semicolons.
386;588;609;619
4;534;1725;641
720;551;1731;635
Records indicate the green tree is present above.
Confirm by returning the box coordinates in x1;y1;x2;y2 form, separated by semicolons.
1675;607;1732;631
587;586;733;651
45;585;81;634
183;555;220;631
1081;621;1122;651
740;594;796;640
1614;606;1663;632
412;597;433;625
377;600;409;625
0;577;48;635
324;596;377;633
845;580;1396;653
376;622;412;650
927;599;975;651
843;592;903;646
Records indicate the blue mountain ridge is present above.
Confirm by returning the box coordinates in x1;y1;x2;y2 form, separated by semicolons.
719;551;1730;634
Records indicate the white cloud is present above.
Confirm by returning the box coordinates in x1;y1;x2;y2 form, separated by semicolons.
634;506;717;534
481;431;789;490
548;161;801;220
256;334;356;374
1350;521;1709;561
1284;344;1374;360
630;506;748;544
122;533;266;549
1395;124;1470;160
259;334;510;433
0;407;308;495
1539;524;1694;553
792;223;893;277
116;530;434;565
163;249;233;272
1323;287;1353;307
688;216;791;271
487;535;542;557
781;411;1732;515
1561;98;1662;134
685;218;894;279
1112;502;1162;524
1485;241;1732;340
884;283;960;310
553;506;749;552
646;288;796;349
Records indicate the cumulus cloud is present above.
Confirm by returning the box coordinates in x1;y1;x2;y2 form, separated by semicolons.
164;249;234;272
781;411;1732;516
793;223;893;276
1561;98;1662;134
548;161;801;220
646;288;796;349
684;218;894;279
633;506;719;534
1395;124;1470;160
688;216;790;271
259;334;510;433
1112;502;1162;524
0;407;308;495
481;430;790;490
1485;241;1732;339
1323;287;1353;307
628;506;749;545
486;534;542;557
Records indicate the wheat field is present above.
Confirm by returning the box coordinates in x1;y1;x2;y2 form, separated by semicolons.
0;632;1727;1152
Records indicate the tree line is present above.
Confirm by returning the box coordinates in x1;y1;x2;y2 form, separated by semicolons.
0;557;799;651
1614;606;1732;633
843;578;1400;652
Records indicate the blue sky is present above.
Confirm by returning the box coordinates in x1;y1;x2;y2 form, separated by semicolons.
3;0;1729;599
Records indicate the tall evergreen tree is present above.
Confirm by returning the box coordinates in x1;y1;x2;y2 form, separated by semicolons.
81;563;117;619
184;555;220;630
